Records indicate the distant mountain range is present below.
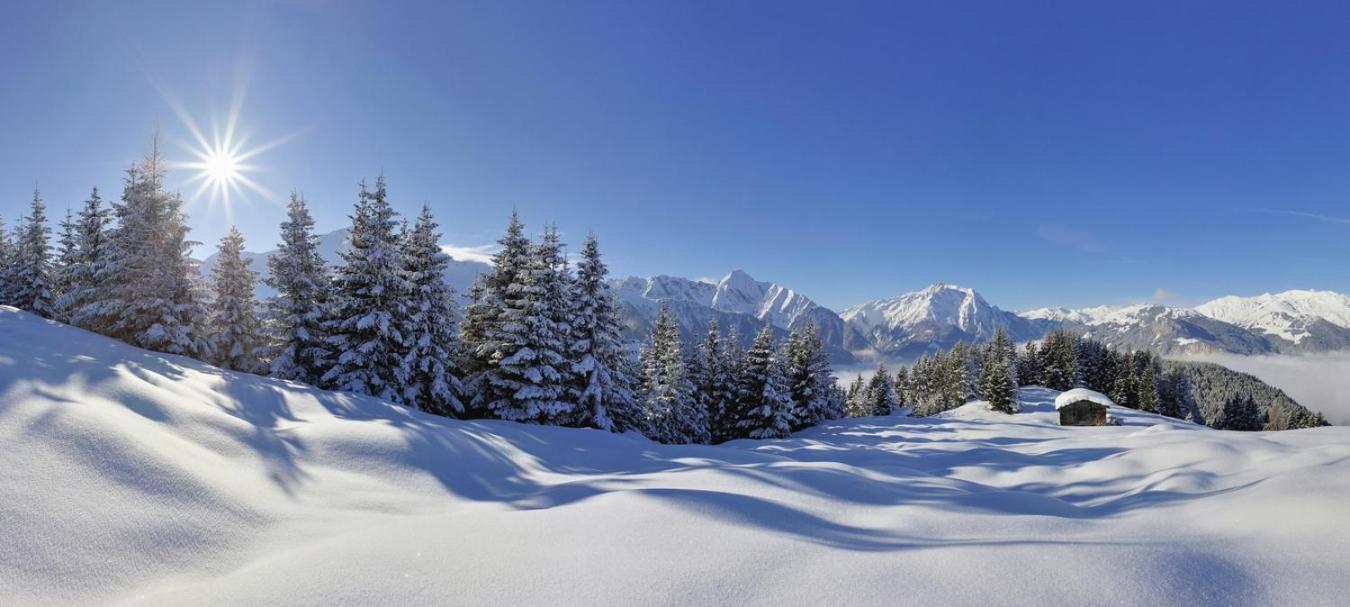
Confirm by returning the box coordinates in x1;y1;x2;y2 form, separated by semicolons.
211;230;1350;360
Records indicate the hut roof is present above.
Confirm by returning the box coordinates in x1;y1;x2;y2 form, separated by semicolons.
1054;388;1116;410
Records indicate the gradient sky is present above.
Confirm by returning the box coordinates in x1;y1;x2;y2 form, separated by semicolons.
4;0;1350;311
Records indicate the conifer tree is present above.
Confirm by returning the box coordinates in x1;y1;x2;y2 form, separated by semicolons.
65;188;113;331
1135;358;1159;413
568;234;640;431
785;321;836;429
480;224;573;423
1039;329;1077;391
206;227;265;373
322;177;409;402
1017;342;1042;387
693;320;736;441
862;363;898;416
736;325;793;439
1217;394;1263;431
0;214;13;306
978;346;1019;414
100;144;208;356
51;209;79;323
845;373;867;418
397;206;464;415
265;193;331;384
712;326;748;439
640;303;706;443
463;211;532;415
10;189;54;317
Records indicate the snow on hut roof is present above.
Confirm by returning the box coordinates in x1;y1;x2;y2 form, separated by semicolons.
1054;388;1116;410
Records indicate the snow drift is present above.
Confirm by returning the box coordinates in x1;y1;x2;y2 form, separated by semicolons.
2;307;1349;605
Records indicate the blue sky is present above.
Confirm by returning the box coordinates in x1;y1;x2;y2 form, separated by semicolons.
3;1;1350;311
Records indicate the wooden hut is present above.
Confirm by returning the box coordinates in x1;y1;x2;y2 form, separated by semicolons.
1054;388;1114;426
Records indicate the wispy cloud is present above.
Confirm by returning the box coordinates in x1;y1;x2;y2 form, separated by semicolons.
1036;224;1106;253
440;243;497;265
1245;208;1350;226
1152;287;1177;303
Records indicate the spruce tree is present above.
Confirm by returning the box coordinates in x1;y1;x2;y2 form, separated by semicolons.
463;211;533;415
397;206;465;415
206;227;265;373
100;145;208;356
265;193;331;384
568;234;640;431
1017;342;1042;387
862;363;898;416
1136;358;1159;413
692;320;734;441
785;321;836;429
480;224;573;423
979;347;1019;414
736;325;793;439
640;302;706;443
51;209;79;323
1039;330;1077;391
65;188;113;331
0;214;12;306
713;326;748;438
322;177;409;402
10;189;54;317
845;373;867;418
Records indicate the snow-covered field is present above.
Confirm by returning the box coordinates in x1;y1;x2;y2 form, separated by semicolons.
3;307;1349;606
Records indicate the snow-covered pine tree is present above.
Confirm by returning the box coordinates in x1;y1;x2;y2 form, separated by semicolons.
10;189;55;317
894;366;910;407
265;193;331;384
1135;356;1159;413
321;177;409;402
462;211;532;416
99;145;209;356
0;214;12;306
65;188;113;332
397;205;464;416
479;224;574;424
51;209;79;323
736;325;793;439
1017;342;1042;387
1217;394;1263;431
1039;329;1077;391
206;227;265;373
785;321;837;430
978;345;1018;414
640;302;706;443
687;320;719;435
568;234;636;431
862;363;898;416
845;373;867;417
712;326;747;439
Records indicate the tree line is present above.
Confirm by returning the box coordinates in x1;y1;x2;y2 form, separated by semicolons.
844;327;1326;430
0;144;845;443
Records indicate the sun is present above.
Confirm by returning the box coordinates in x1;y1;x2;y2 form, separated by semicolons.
163;85;298;221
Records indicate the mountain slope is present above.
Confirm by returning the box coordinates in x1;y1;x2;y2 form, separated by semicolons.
199;228;491;297
1022;304;1277;355
1196;290;1350;352
3;307;1349;605
613;271;862;364
841;284;1042;357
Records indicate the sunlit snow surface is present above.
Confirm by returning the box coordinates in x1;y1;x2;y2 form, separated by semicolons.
2;307;1348;606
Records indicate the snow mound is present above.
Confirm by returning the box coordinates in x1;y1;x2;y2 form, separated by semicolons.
3;308;1350;606
1054;388;1116;410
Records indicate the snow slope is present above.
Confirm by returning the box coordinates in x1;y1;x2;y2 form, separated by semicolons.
3;307;1349;606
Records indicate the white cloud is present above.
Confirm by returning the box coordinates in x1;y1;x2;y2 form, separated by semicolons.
1152;288;1176;303
440;243;497;265
1177;352;1350;425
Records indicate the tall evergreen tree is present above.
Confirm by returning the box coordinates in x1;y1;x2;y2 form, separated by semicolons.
1039;329;1077;391
206;227;265;373
785;321;836;429
845;373;868;418
1135;357;1159;413
711;326;747;440
397;206;464;415
322;177;409;402
567;234;639;431
10;189;54;317
265;193;331;384
51;209;79;323
0;214;13;306
480;224;573;423
862;363;899;416
978;345;1019;414
65;188;113;331
1217;394;1263;431
736;325;793;439
462;211;533;416
640;303;706;443
100;144;208;355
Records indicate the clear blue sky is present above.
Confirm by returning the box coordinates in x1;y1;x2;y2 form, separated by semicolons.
4;0;1350;311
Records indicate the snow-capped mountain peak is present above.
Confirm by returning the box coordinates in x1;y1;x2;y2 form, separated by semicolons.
1195;289;1350;347
841;283;1041;357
